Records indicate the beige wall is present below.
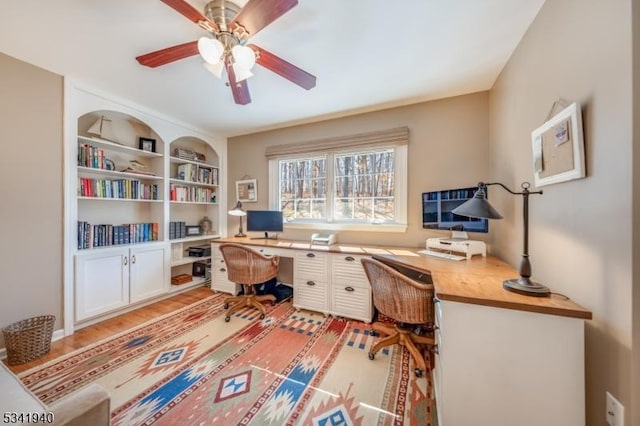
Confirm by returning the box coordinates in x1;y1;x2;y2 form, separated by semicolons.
489;0;633;424
227;92;490;248
632;0;640;423
0;53;64;347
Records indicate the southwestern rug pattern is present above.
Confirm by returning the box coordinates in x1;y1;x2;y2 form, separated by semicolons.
19;294;432;425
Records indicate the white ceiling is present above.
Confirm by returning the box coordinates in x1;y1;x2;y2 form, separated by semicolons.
0;0;545;137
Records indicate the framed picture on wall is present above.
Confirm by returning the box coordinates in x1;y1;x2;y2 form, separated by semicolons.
531;102;585;187
236;179;257;203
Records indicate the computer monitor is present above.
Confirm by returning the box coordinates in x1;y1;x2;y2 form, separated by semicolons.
422;186;489;233
246;210;284;240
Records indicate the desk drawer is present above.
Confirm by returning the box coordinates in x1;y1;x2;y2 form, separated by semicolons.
294;278;328;312
294;252;328;281
331;254;369;288
212;264;240;295
331;284;372;323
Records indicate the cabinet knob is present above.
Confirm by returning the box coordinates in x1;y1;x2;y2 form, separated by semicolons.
306;253;315;258
123;256;128;266
131;255;136;264
306;280;316;286
344;256;355;262
220;268;226;272
344;286;355;292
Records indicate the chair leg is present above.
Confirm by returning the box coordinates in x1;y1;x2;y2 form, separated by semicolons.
401;334;427;373
370;332;401;357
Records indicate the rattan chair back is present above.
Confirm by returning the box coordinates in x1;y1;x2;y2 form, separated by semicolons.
361;257;434;325
218;243;279;285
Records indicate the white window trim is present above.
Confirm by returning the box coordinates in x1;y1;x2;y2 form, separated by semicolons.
269;145;407;233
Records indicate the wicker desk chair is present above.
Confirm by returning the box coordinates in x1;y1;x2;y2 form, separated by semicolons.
218;243;280;322
361;257;435;377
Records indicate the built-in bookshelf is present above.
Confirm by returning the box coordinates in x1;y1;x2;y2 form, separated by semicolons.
168;139;220;292
76;114;165;251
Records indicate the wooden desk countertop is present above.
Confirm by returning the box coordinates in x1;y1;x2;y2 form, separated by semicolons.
213;237;592;320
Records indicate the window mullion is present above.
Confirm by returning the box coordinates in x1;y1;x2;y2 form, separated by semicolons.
326;153;335;222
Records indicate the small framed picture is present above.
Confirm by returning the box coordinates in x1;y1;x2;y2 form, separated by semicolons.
236;178;257;203
139;137;156;153
531;102;585;187
185;225;202;236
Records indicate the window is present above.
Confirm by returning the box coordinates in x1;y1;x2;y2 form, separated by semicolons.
267;128;408;232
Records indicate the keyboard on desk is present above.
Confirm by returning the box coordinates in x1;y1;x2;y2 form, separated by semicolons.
418;249;466;261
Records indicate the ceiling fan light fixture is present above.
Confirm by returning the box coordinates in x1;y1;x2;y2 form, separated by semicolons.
202;60;224;78
197;36;224;64
232;63;253;82
231;45;256;70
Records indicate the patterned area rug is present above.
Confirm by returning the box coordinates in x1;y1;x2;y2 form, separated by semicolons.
19;294;433;425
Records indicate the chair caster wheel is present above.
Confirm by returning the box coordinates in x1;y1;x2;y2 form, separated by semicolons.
368;352;375;360
259;314;265;319
414;368;423;378
223;303;229;309
224;316;230;322
369;330;377;337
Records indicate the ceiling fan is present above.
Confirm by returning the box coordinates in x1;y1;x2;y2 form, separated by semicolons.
136;0;316;105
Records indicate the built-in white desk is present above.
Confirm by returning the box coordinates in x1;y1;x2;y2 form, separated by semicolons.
212;237;592;426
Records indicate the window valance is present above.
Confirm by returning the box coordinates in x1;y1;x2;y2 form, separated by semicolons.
264;126;409;159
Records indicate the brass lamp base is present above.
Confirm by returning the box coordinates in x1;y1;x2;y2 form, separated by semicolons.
503;277;550;297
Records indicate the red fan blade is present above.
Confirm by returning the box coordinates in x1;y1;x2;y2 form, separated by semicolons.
136;41;199;68
250;44;316;90
230;0;298;37
225;59;252;105
161;0;219;32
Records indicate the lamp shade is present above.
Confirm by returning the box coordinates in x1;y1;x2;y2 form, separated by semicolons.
451;187;503;219
202;60;224;79
198;37;224;65
228;201;246;217
231;45;256;69
232;63;254;82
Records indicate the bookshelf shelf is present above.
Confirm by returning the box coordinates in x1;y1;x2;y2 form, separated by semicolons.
169;178;218;189
171;255;212;267
78;197;163;203
78;166;163;181
78;135;163;158
170;234;220;244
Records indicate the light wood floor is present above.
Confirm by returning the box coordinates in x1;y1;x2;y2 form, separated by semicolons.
5;287;213;374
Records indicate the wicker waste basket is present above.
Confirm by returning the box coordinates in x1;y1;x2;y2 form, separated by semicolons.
2;315;55;365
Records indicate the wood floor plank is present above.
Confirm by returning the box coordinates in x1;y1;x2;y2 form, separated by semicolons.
5;287;213;374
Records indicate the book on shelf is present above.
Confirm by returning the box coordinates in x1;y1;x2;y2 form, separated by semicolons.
77;221;159;249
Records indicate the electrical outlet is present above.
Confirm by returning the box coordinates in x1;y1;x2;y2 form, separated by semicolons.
606;391;624;426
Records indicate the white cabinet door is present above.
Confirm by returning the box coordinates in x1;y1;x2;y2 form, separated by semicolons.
436;299;585;426
130;244;168;303
75;247;130;321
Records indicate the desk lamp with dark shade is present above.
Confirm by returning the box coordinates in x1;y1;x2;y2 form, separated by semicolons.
451;181;550;297
228;201;247;237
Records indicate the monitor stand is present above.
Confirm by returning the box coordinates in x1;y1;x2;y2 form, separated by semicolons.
250;232;278;240
448;230;469;241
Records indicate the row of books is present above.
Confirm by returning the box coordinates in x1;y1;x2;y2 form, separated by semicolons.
78;177;159;200
77;221;159;249
170;184;216;203
169;221;187;240
176;163;218;185
78;143;107;169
